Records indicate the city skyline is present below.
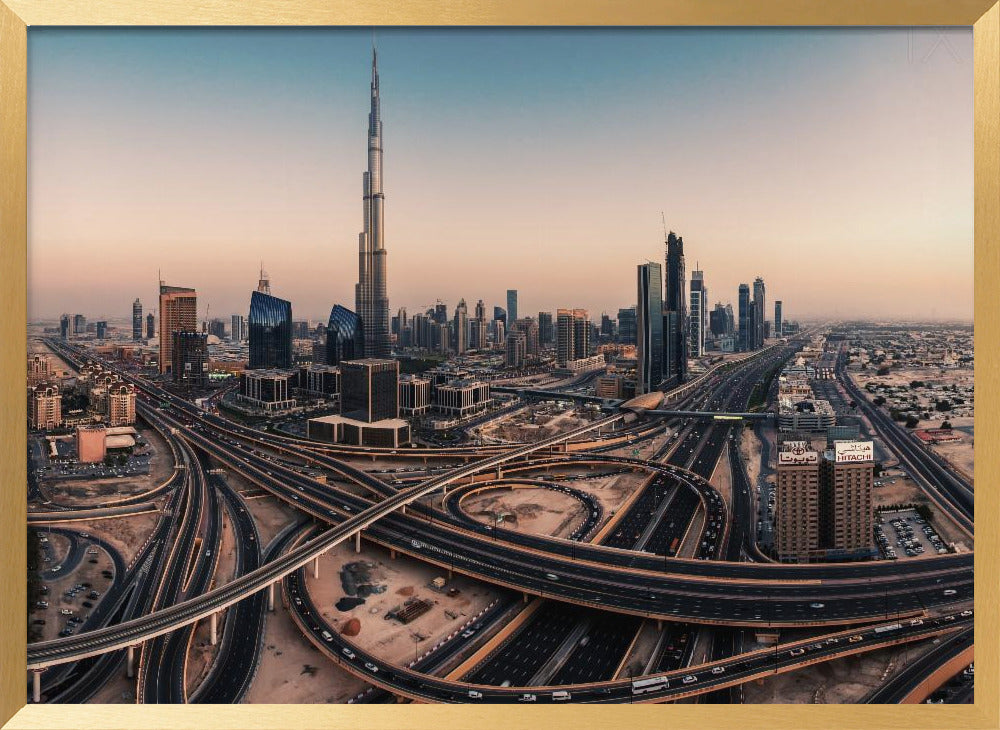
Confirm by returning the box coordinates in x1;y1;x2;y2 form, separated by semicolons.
28;27;972;321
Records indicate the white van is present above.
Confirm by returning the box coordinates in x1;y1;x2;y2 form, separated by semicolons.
552;691;571;701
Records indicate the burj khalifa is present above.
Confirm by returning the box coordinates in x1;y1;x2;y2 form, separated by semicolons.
355;48;390;358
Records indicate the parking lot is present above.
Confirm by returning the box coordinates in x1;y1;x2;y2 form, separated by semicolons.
875;508;949;560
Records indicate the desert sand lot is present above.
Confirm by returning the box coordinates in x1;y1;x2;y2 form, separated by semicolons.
461;485;587;539
302;541;498;670
744;640;942;704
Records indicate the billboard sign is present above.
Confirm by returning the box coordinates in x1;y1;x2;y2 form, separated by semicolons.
778;450;818;465
834;440;874;463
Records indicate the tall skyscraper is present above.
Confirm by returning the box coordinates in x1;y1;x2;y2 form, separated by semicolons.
355;49;390;358
775;300;783;338
96;321;108;339
248;273;293;370
474;300;486;322
454;299;468;354
689;269;706;358
60;314;70;339
663;231;687;382
132;298;143;341
325;305;364;366
146;312;155;340
159;283;197;374
753;276;766;349
537;311;553;346
493;306;506;325
710;302;728;337
73;314;87;335
231;314;247;342
775;446;821;562
737;283;750;352
506;290;518;325
171;331;208;384
617;307;637;345
512;318;539;355
342;359;399;422
556;309;590;367
637;263;663;394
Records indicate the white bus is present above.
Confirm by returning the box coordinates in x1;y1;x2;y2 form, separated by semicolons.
631;676;670;695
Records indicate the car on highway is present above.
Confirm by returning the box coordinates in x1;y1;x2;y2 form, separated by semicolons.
682;675;698;684
789;648;805;657
960;610;973;617
364;662;378;672
342;648;356;660
943;589;957;596
909;618;924;626
467;690;483;699
849;635;863;643
809;602;825;609
518;693;537;702
552;690;572;701
711;666;725;675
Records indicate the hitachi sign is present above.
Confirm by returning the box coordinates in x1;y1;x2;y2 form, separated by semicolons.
834;440;874;463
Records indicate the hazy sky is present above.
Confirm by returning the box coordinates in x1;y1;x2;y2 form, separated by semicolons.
28;27;972;324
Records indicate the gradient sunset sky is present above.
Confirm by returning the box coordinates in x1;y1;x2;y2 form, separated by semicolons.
28;27;972;324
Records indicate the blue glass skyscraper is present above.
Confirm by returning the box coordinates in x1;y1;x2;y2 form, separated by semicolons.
248;290;293;369
326;305;364;365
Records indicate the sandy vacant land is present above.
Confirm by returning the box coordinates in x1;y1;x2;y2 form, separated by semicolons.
245;586;369;703
66;511;161;568
483;408;592;444
302;541;498;672
514;468;649;535
462;486;586;539
240;493;302;549
915;416;974;485
744;639;939;704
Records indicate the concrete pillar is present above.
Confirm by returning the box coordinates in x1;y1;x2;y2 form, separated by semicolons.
126;645;135;678
267;582;275;612
447;567;453;579
523;592;529;603
313;555;320;580
210;611;218;646
390;549;397;560
657;619;663;630
496;467;503;479
401;505;406;515
355;531;361;553
32;670;41;703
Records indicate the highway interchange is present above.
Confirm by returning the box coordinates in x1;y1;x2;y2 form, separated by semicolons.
26;335;975;704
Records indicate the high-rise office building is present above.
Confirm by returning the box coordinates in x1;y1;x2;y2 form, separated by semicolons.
159;283;197;374
637;262;663;394
537;311;553;346
208;319;227;340
474;300;486;322
775;446;821;562
775;300;783;338
493;319;505;347
737;283;750;352
248;284;293;370
470;318;488;351
73;314;87;335
493;306;506;325
355;50;390;358
505;332;526;369
820;441;875;556
689;270;706;358
511;318;539;356
663;231;687;382
60;314;70;339
753;276;766;348
231;314;247;342
95;321;107;339
341;359;399;423
171;331;208;384
556;309;590;367
411;312;430;349
506;290;518;325
132;298;143;341
453;299;468;354
146;312;155;340
709;302;728;337
617;307;637;345
326;305;364;366
600;314;614;340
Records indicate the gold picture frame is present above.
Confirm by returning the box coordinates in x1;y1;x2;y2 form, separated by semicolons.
1;1;996;728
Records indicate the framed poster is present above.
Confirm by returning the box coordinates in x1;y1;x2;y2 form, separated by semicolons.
1;2;996;729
